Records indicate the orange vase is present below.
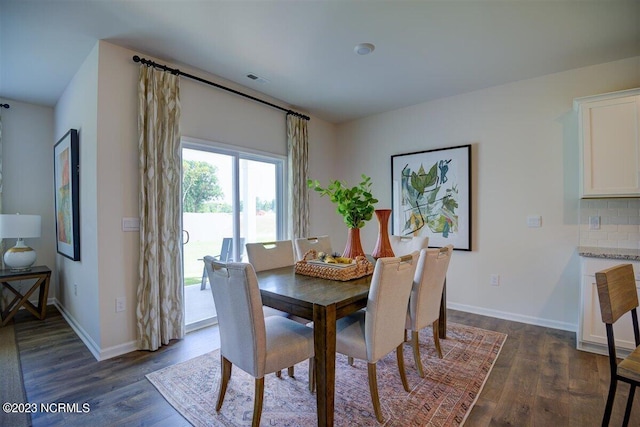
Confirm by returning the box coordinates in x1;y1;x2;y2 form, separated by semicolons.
371;209;395;259
343;228;365;259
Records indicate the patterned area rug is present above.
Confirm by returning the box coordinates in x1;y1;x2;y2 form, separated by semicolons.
147;323;506;426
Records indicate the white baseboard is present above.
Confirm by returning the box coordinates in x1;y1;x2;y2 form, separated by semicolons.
53;299;137;361
448;302;578;333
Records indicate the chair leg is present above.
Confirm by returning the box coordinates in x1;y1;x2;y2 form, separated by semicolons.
275;370;282;378
432;319;443;359
396;343;410;392
288;366;295;377
623;383;636;427
348;356;354;366
309;358;315;393
602;377;617;427
367;363;384;423
216;356;232;411
200;265;207;290
411;330;425;378
252;377;265;427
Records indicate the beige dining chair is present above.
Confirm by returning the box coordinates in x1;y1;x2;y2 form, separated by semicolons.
406;245;453;377
203;257;315;427
389;235;429;256
245;239;308;377
245;240;295;319
294;235;333;261
246;240;296;272
595;263;640;426
335;252;419;422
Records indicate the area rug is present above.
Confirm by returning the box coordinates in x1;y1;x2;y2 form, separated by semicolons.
147;323;506;426
0;323;31;427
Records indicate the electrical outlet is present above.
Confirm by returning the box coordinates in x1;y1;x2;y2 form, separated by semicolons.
74;284;78;296
589;216;601;230
527;215;542;228
490;274;500;286
116;297;126;312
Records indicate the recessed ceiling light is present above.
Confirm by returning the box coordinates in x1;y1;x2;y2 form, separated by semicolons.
354;43;375;56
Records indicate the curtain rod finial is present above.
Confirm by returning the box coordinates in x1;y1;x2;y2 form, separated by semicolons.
0;104;9;109
133;55;141;63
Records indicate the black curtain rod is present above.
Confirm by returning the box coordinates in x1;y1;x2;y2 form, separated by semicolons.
0;104;9;109
132;56;310;121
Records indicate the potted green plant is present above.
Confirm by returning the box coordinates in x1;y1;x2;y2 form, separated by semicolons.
307;174;378;258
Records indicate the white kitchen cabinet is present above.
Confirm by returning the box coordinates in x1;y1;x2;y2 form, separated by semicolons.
578;256;640;356
575;88;640;198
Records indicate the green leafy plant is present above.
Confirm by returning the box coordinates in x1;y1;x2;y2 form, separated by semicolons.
307;174;378;229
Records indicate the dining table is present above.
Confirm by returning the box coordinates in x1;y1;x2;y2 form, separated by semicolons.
256;264;448;426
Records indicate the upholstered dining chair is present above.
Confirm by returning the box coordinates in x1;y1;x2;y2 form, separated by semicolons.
335;252;419;422
245;239;308;376
203;257;315;427
595;263;640;427
294;235;333;261
406;245;453;377
389;235;429;256
246;240;295;319
246;240;296;272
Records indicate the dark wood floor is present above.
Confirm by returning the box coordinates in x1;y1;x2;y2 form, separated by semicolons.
10;306;640;426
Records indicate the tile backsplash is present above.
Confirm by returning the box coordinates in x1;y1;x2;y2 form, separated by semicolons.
579;199;640;249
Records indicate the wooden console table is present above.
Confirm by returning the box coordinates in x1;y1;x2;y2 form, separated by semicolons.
0;266;51;326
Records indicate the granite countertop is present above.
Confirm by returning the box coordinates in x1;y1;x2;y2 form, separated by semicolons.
578;246;640;261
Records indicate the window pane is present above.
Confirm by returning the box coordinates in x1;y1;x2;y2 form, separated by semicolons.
182;148;233;327
181;139;285;329
239;159;277;247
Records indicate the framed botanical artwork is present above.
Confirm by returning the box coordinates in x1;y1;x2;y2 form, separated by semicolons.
54;129;80;260
391;144;471;251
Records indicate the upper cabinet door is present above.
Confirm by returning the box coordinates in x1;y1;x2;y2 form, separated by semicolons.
578;89;640;198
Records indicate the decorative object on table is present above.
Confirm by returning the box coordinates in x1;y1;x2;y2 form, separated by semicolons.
307;174;378;258
295;249;373;281
54;129;80;261
0;214;41;271
391;144;471;251
371;208;394;259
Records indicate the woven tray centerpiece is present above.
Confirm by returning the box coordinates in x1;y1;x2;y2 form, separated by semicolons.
295;249;373;281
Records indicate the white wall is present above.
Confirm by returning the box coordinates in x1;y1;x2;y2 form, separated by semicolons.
54;43;101;350
334;56;640;331
0;99;56;289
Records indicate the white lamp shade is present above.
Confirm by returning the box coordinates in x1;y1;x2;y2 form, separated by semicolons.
0;214;41;239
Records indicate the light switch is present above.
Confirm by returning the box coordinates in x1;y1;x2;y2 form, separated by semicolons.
122;217;140;232
527;215;542;228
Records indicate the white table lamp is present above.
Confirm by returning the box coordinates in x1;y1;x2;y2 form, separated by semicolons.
0;214;41;271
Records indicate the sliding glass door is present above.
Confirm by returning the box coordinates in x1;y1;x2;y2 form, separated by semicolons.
181;139;286;330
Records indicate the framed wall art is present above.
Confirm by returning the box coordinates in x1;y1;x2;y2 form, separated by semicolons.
391;144;471;251
54;129;80;260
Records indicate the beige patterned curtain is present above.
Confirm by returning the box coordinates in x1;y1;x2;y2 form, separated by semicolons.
136;65;184;351
287;114;309;238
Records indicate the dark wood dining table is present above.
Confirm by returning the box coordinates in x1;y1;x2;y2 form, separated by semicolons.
256;265;447;426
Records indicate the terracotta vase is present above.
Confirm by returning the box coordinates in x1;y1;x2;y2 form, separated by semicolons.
343;227;365;259
371;209;395;259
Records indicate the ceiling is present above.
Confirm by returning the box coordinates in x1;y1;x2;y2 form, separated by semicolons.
1;1;638;124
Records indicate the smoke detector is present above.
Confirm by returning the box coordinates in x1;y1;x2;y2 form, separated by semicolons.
354;43;375;55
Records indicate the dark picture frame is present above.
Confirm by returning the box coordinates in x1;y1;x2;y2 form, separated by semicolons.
54;129;80;260
391;144;472;251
